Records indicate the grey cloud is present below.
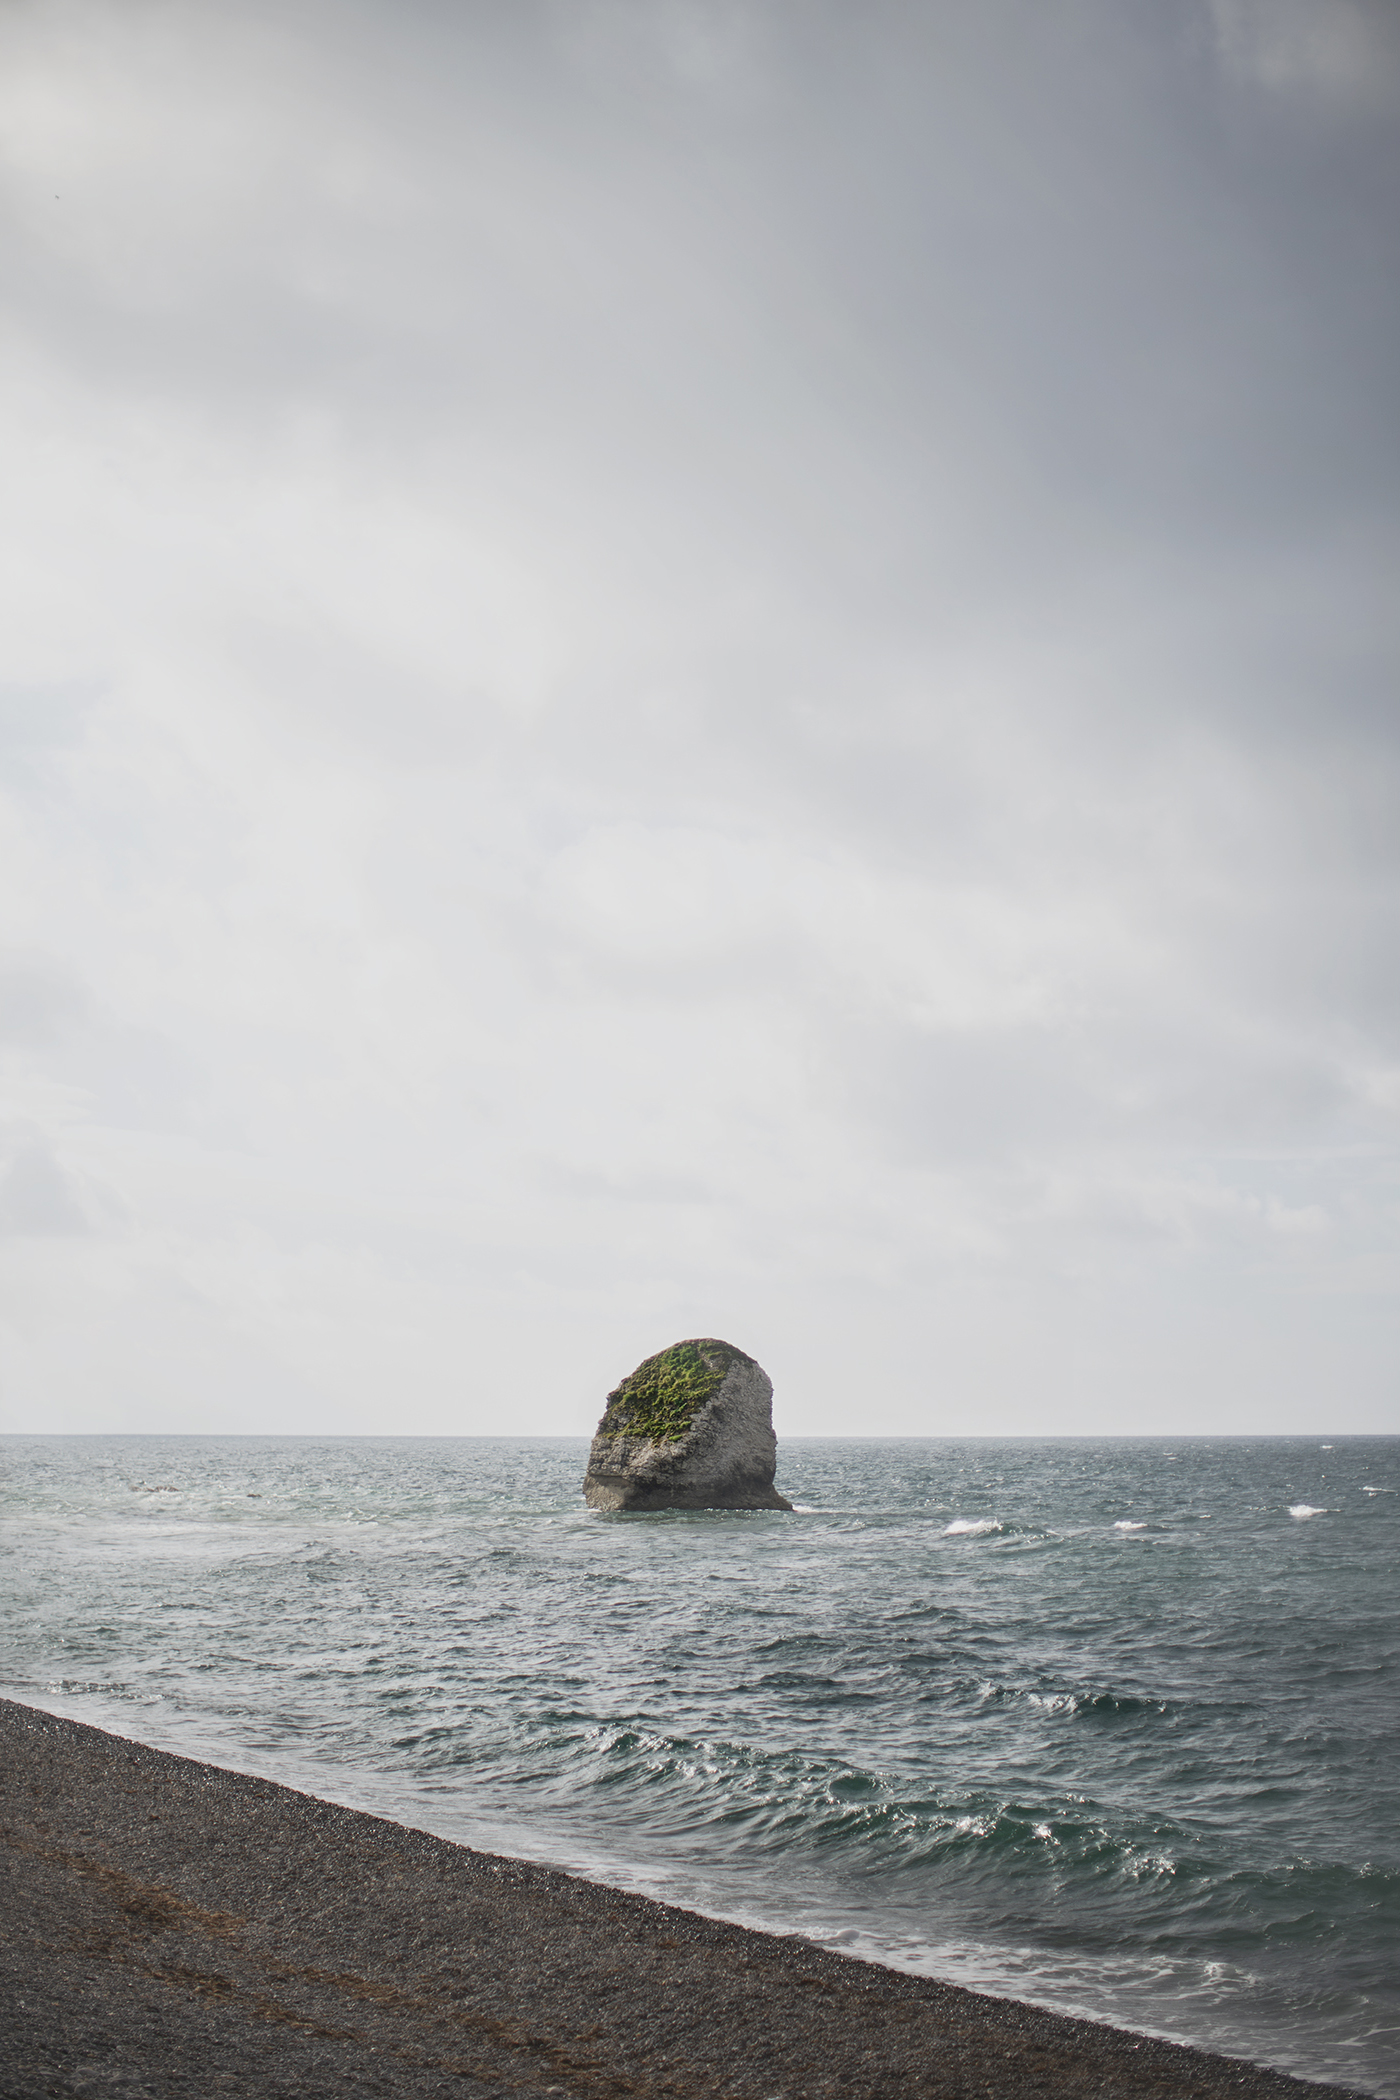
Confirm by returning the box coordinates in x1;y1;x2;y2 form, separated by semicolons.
0;0;1395;1429
0;958;87;1047
0;1140;91;1236
1208;0;1400;109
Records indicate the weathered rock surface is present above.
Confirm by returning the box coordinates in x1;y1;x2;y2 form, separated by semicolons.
583;1338;793;1511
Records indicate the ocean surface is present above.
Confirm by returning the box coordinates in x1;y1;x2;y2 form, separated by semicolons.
2;1435;1396;2095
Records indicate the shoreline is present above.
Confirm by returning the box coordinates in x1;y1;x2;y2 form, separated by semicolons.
0;1698;1376;2100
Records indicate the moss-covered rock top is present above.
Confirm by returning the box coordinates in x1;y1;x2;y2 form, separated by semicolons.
596;1338;755;1444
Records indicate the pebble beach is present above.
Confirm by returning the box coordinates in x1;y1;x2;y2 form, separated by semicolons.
0;1699;1374;2100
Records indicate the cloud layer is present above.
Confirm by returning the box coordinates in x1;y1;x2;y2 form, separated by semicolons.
1;0;1397;1433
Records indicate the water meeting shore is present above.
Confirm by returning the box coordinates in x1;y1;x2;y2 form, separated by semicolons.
0;1698;1369;2100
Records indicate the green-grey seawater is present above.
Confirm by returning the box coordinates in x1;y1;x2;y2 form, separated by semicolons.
3;1435;1396;2094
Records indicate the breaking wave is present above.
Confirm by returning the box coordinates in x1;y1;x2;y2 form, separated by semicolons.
4;1430;1396;2095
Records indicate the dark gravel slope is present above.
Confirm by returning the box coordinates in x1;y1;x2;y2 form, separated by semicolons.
0;1699;1366;2100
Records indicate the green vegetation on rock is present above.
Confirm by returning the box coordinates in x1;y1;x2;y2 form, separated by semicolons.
597;1338;752;1444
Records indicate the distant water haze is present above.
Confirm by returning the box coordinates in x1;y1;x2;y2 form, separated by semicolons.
5;1433;1397;2094
0;1;1397;1436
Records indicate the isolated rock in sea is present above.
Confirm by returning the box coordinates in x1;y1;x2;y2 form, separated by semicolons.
583;1339;793;1512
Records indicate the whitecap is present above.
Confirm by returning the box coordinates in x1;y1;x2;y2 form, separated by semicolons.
943;1518;1000;1537
1113;1520;1147;1531
1288;1504;1327;1519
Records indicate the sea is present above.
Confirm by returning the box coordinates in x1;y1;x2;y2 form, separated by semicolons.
2;1435;1396;2096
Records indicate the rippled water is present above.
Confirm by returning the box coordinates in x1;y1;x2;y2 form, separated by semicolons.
3;1435;1396;2094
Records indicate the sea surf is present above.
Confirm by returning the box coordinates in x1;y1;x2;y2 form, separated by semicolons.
3;1433;1396;2095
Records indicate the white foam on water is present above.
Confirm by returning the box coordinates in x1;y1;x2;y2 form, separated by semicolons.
6;1432;1397;2099
1288;1504;1328;1519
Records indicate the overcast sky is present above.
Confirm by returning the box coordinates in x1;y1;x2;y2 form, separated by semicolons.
1;0;1397;1438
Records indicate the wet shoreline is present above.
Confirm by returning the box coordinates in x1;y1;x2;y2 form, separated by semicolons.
0;1697;1374;2099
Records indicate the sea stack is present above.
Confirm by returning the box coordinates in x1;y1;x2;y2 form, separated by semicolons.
583;1339;793;1512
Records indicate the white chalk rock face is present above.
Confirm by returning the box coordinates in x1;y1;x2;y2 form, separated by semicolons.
583;1339;793;1512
